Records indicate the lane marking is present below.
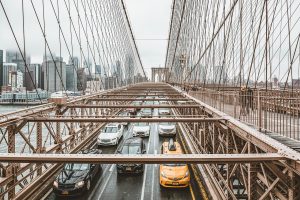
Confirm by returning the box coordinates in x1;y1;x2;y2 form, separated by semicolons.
109;164;115;172
87;164;110;200
150;126;157;200
88;123;132;200
140;127;151;200
97;165;115;200
189;185;196;200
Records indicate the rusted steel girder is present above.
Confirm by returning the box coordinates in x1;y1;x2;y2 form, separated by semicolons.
0;153;286;164
89;98;190;101
102;94;182;96
67;105;201;108
26;117;223;123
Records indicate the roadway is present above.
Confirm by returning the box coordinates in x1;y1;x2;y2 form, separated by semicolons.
46;107;201;200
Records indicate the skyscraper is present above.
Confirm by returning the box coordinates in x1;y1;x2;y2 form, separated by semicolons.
125;55;134;84
68;56;79;69
30;64;42;89
6;50;30;73
42;59;66;92
66;64;77;91
3;63;17;86
0;50;3;92
77;68;87;91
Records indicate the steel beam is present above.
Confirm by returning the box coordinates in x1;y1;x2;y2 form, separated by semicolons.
26;117;223;123
102;94;182;96
0;153;286;164
68;105;201;109
89;98;190;101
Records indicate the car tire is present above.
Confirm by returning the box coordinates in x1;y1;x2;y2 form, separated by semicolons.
86;179;91;191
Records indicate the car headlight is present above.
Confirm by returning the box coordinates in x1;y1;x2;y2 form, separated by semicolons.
184;171;189;178
161;171;167;178
75;181;85;188
53;181;58;188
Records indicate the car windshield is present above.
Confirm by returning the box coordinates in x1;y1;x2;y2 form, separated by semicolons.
121;145;141;154
103;127;118;133
160;122;174;125
143;109;151;113
163;164;186;167
160;109;169;111
64;163;89;171
136;122;149;126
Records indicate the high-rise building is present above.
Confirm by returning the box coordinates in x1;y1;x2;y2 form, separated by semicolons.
42;59;66;92
3;63;17;86
66;64;77;91
125;55;134;84
0;50;3;92
9;70;23;89
6;50;31;73
77;68;87;91
24;71;35;91
30;64;42;89
68;56;79;69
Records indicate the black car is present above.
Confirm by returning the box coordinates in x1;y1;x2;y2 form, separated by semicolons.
117;137;146;174
53;149;102;197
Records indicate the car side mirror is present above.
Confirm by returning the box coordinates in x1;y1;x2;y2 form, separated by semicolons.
142;149;146;154
117;150;121;154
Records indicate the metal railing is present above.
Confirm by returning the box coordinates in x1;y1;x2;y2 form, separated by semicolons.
190;89;300;140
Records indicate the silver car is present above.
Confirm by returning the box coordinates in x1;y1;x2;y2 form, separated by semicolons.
97;123;124;146
132;122;150;137
140;108;152;118
158;108;171;115
158;122;176;136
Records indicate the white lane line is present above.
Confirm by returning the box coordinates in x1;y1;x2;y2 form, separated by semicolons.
109;164;115;172
89;124;132;200
150;123;158;200
97;165;115;200
87;165;110;200
140;131;151;200
154;150;158;168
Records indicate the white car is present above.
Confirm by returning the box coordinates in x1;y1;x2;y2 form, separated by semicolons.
158;122;176;136
159;108;171;115
177;100;187;105
97;123;124;146
159;97;168;105
132;122;150;137
140;108;152;118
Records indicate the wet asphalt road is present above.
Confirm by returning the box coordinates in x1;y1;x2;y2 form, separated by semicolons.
47;108;201;200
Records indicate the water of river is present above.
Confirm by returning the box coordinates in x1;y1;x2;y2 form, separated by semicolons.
0;105;30;114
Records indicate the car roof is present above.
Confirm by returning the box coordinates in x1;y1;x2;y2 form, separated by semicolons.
106;123;119;127
162;139;182;154
78;149;102;154
124;137;143;145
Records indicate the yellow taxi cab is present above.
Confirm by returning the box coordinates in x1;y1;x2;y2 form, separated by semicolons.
159;139;190;188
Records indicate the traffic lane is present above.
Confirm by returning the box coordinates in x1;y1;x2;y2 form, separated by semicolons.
46;123;132;200
143;124;194;200
90;108;154;200
87;123;136;200
90;127;150;200
141;108;194;200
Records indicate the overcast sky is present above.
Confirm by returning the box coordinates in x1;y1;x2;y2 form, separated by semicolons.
0;0;172;78
124;0;172;76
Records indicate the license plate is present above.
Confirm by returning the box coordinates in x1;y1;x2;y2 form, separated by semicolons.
172;182;179;185
126;167;132;171
62;191;69;195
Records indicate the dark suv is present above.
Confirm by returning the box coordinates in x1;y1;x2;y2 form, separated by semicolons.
53;149;102;197
117;137;146;174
